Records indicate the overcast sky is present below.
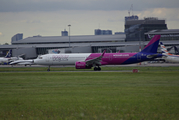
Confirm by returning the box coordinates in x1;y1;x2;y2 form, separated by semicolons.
0;0;179;44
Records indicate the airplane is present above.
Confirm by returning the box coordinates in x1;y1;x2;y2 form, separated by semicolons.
10;59;34;66
167;45;179;55
10;35;162;71
0;50;24;65
160;42;179;63
0;50;13;64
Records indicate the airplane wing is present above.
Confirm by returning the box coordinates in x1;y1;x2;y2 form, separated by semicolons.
17;62;34;65
85;50;106;66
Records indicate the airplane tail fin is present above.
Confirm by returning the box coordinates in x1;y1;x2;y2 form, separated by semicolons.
174;46;179;54
160;42;172;55
141;35;161;53
5;50;12;58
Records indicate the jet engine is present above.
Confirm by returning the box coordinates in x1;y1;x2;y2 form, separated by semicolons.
75;62;92;69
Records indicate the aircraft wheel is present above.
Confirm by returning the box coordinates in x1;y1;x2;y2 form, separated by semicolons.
47;66;51;71
94;67;101;71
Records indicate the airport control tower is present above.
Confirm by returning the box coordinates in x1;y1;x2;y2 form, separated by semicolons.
124;15;167;41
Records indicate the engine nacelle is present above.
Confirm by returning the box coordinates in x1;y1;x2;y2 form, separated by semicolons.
75;62;92;69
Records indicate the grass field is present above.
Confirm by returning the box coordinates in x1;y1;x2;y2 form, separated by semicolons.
0;66;179;119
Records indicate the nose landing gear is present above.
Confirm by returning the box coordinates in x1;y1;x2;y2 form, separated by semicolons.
47;65;50;71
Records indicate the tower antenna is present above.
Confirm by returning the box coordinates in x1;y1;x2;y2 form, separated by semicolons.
128;4;133;16
131;4;133;16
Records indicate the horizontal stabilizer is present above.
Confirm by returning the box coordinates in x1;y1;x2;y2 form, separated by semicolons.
147;54;160;58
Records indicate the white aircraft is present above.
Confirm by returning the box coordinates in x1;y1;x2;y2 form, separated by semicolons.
160;42;179;63
10;35;162;71
0;50;25;65
10;59;34;66
0;50;12;64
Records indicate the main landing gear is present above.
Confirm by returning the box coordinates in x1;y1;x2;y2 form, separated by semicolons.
94;66;101;71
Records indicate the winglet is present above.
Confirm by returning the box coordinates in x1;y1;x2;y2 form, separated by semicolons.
84;49;106;65
101;50;106;56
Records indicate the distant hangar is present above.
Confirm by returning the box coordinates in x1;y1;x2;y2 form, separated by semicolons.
1;34;129;59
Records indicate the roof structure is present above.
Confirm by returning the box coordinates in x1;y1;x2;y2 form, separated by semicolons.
1;30;179;52
2;40;179;50
12;34;126;44
145;29;179;35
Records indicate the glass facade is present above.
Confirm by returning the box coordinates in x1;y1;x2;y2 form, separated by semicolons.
95;29;112;35
125;17;167;41
11;33;23;43
36;47;62;55
61;30;68;36
92;46;121;53
145;33;179;41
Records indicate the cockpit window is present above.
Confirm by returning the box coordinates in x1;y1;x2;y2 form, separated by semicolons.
39;57;43;59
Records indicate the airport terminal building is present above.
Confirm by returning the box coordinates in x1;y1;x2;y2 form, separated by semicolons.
1;34;128;59
0;16;179;59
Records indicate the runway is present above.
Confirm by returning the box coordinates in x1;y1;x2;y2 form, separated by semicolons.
1;62;179;68
0;63;179;73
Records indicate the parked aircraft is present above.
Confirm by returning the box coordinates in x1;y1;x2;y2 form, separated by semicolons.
0;50;12;64
10;59;34;66
160;42;179;63
10;35;162;71
0;50;24;65
167;45;179;55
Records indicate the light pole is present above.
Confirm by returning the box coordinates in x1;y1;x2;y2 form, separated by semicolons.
68;24;71;48
139;28;141;52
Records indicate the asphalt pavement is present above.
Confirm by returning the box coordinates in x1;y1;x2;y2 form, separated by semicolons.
1;62;179;68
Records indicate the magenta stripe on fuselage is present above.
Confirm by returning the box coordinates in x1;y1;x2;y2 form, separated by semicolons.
85;53;137;65
84;35;161;66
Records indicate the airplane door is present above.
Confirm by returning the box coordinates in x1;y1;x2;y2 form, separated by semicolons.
46;56;50;62
109;54;113;61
